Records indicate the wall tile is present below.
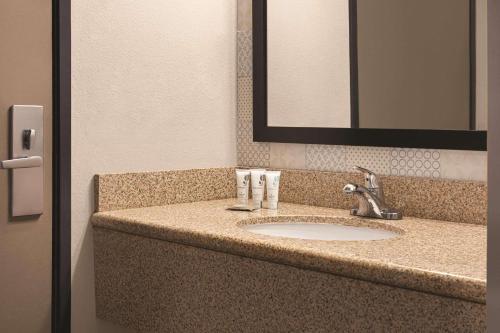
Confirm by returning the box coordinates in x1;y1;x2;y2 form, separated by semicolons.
305;145;348;171
345;147;391;175
237;77;270;168
270;143;306;170
305;145;392;174
237;31;252;78
440;150;487;181
389;148;441;178
237;0;252;31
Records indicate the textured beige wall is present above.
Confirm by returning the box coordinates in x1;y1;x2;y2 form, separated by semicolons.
0;1;52;332
488;0;500;330
71;1;237;332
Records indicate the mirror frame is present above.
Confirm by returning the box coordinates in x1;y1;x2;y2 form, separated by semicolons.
252;0;487;151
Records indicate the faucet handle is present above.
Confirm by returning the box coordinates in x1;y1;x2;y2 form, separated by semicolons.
353;166;382;191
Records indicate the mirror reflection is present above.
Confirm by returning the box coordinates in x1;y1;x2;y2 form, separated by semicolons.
267;0;487;131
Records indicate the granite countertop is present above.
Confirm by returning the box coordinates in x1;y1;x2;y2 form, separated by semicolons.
91;199;486;304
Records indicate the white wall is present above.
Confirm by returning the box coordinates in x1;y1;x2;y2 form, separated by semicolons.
71;1;237;332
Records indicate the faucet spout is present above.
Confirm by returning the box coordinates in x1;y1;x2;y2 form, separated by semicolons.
343;169;402;220
344;183;388;219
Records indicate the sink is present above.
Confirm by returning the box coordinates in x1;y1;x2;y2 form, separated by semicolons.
239;216;402;241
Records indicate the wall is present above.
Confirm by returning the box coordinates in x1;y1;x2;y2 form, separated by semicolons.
0;1;52;332
488;0;500;330
237;0;487;182
72;1;237;332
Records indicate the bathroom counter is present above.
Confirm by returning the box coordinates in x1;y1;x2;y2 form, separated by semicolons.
91;199;486;304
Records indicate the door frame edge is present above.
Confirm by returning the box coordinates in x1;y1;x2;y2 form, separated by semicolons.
51;0;71;332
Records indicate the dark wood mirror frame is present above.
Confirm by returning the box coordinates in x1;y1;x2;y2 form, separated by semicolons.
252;0;487;151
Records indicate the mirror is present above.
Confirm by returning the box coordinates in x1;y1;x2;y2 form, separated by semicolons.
253;0;487;150
356;0;486;131
267;0;352;128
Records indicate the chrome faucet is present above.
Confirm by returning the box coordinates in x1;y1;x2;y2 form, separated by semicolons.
343;166;402;220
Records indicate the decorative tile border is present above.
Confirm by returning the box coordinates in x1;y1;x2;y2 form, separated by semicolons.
389;149;441;178
345;147;391;175
237;31;252;78
305;145;348;172
237;77;270;168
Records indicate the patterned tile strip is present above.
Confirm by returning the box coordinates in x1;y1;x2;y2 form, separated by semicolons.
237;31;252;78
237;77;270;168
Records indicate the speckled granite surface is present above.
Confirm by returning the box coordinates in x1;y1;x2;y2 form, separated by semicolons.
95;167;236;212
95;167;487;224
92;199;486;303
278;169;487;225
94;227;485;332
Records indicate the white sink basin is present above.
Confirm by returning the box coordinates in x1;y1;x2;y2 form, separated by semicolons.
240;216;401;241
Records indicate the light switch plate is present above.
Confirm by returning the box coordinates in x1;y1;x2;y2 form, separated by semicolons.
11;105;44;217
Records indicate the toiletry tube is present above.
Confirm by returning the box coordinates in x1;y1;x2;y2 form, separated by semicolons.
265;171;281;210
250;169;266;208
236;169;251;205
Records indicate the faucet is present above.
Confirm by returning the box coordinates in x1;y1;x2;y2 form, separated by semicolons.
343;166;402;220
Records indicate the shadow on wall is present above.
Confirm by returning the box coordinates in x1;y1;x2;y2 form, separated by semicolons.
71;179;136;333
